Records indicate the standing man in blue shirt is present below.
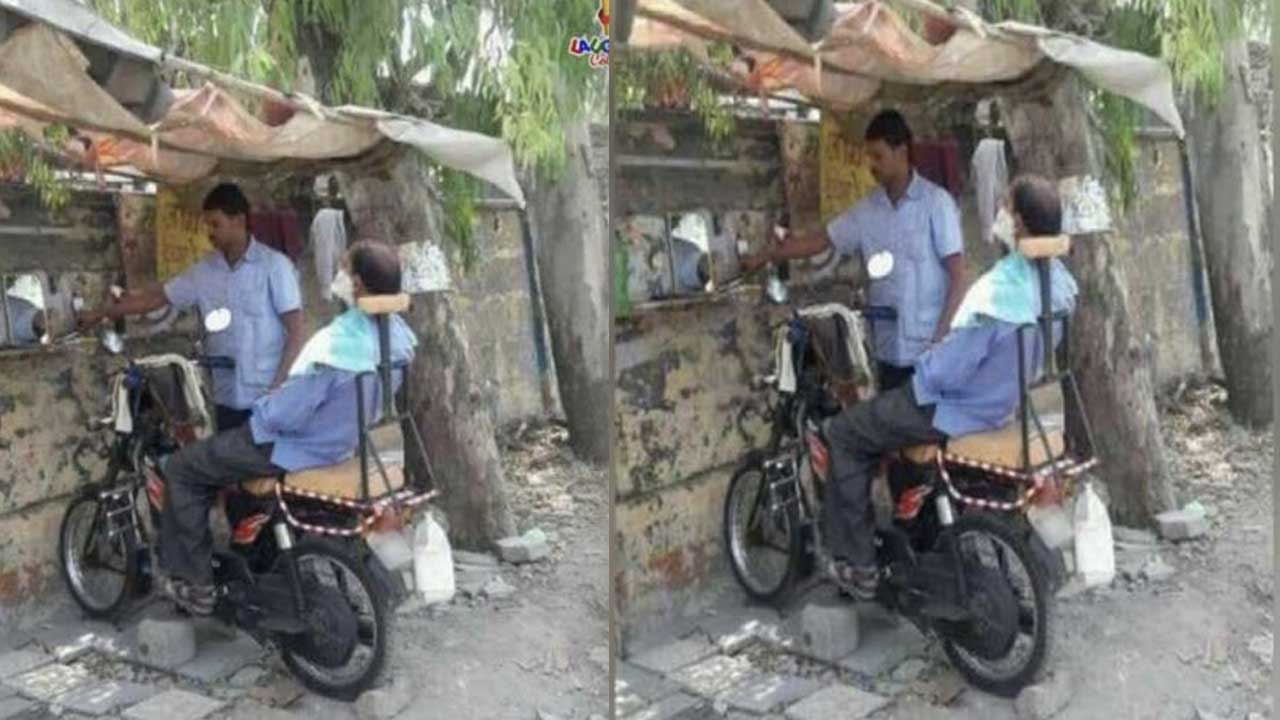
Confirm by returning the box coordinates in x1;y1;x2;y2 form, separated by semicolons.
80;183;305;431
821;175;1078;599
745;110;968;391
157;240;416;615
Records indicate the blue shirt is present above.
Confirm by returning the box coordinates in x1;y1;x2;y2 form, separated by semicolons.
827;172;963;367
248;365;404;472
249;310;416;472
164;239;302;410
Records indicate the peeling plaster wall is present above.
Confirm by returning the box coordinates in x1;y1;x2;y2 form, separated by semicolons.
0;187;146;626
613;296;778;642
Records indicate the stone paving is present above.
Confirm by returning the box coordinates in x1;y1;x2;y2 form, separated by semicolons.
616;588;972;720
0;604;310;720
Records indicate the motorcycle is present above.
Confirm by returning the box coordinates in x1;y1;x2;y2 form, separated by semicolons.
724;250;1097;696
57;300;437;700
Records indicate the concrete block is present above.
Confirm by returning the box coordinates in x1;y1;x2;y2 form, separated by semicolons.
0;649;52;679
355;681;414;720
55;680;161;717
721;673;823;715
6;662;93;702
670;654;758;698
837;622;928;677
1155;508;1209;541
135;617;197;669
123;689;225;720
175;633;267;683
785;685;890;720
787;601;861;662
622;691;703;720
496;528;550;564
629;637;717;675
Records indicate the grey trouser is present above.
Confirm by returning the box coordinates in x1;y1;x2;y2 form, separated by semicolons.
161;425;283;585
824;385;945;567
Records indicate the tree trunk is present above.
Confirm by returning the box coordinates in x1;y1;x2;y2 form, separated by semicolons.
1002;77;1176;525
528;118;612;465
341;156;516;549
1188;34;1274;428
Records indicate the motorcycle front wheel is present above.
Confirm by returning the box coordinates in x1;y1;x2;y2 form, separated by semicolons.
723;460;804;603
58;483;139;620
938;512;1052;698
279;537;390;701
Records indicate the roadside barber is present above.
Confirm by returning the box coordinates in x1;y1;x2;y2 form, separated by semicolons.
743;109;967;391
79;183;304;431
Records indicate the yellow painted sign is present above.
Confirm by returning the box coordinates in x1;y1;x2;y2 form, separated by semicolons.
819;111;879;225
155;189;212;282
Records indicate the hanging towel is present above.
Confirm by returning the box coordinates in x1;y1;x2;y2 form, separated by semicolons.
311;207;348;300
289;308;417;377
951;250;1078;330
971;138;1009;245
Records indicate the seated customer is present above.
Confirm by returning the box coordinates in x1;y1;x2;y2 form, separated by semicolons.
823;174;1079;599
160;240;417;615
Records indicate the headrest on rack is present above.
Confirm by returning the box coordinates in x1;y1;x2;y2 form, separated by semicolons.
357;294;411;315
1019;235;1070;259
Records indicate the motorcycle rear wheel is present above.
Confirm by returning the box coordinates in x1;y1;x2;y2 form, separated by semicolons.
723;460;805;603
279;537;390;701
59;483;139;620
939;512;1052;697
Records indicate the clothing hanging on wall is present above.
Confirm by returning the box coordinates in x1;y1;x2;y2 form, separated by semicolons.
310;207;348;301
971;138;1009;246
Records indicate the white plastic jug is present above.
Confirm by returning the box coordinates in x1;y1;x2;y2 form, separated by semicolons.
414;516;456;605
1073;483;1116;588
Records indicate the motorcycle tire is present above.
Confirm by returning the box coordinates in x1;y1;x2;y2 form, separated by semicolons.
723;459;804;604
939;512;1052;698
279;537;390;702
58;485;139;620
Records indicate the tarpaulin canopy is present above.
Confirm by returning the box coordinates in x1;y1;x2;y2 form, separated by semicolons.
632;0;1185;138
0;0;527;205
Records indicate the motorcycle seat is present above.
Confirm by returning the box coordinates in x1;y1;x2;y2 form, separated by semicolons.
242;425;406;500
898;384;1068;470
947;418;1065;469
947;383;1068;469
